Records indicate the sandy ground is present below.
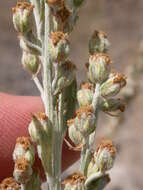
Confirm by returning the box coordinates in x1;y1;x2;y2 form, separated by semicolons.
0;1;143;189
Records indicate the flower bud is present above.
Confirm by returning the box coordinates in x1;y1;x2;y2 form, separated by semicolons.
53;6;71;31
29;113;53;173
88;53;111;84
77;83;94;106
89;30;110;54
62;172;86;190
28;113;52;144
94;140;116;172
22;52;40;75
74;105;96;137
0;177;20;190
67;119;83;145
13;158;32;184
100;72;127;97
49;32;70;62
12;2;33;34
13;137;35;166
85;173;110;190
100;98;126;112
54;60;76;94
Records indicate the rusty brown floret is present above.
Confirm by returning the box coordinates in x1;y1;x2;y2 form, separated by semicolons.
90;53;111;65
12;2;34;13
62;172;86;185
81;82;94;90
56;5;71;23
96;139;116;156
76;105;93;118
119;103;126;112
93;30;108;39
16;136;31;150
113;73;127;87
63;60;76;70
0;177;19;190
50;31;68;46
15;158;29;171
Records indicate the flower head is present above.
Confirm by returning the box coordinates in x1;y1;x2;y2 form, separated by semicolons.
94;140;116;172
0;177;19;190
62;172;86;190
88;53;111;83
12;2;33;34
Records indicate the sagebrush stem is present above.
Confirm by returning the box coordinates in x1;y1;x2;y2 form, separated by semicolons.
80;83;101;176
43;3;53;120
33;76;43;95
30;0;41;38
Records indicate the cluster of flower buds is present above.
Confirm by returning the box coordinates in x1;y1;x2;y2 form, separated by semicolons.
87;30;127;115
0;177;20;190
47;0;84;33
79;140;115;189
62;171;110;190
67;105;96;146
49;32;70;62
12;2;42;77
12;137;35;185
62;172;86;190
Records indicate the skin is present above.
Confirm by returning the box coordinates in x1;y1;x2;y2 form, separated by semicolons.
0;93;79;181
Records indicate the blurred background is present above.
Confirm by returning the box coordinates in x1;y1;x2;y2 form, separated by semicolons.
1;1;143;190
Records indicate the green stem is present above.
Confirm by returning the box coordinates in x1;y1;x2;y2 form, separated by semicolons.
80;137;91;176
30;0;42;39
43;3;53;120
53;93;64;190
80;83;101;176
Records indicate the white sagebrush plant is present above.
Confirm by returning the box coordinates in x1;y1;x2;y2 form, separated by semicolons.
0;1;127;190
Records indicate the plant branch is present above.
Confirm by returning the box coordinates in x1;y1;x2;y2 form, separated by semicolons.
80;83;101;176
33;76;43;95
22;36;42;54
29;0;41;38
42;2;53;120
52;64;59;93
